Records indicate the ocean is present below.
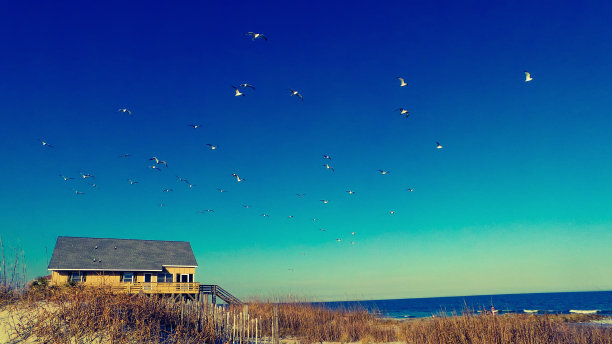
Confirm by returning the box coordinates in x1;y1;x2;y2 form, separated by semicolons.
322;291;612;319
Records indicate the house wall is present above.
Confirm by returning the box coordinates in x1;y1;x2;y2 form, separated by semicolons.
49;267;196;286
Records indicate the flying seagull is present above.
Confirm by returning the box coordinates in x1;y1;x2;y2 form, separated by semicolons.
72;189;85;195
149;165;162;171
397;77;408;87
395;108;410;117
162;188;173;193
232;86;245;97
296;193;306;198
206;144;217;150
118;108;132;115
87;182;97;188
240;83;256;90
389;211;396;215
346;190;355;195
323;164;335;172
39;139;54;148
336;238;342;242
217;188;226;193
261;213;269;217
177;176;190;183
81;173;94;179
59;175;74;181
320;200;329;204
128;179;138;185
242;205;249;208
188;124;200;129
288;215;294;219
406;187;415;192
436;142;443;149
198;209;215;213
119;154;132;158
245;32;267;41
312;218;319;222
524;71;533;82
377;170;389;175
322;155;332;160
351;232;355;235
319;228;326;232
232;173;244;182
289;89;304;101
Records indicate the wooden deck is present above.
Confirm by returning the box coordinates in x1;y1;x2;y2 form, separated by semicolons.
109;282;200;294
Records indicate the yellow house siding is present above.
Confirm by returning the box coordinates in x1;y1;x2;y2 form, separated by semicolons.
51;271;69;285
165;267;195;275
84;272;121;286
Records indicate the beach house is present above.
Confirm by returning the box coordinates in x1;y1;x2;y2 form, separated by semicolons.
47;236;199;296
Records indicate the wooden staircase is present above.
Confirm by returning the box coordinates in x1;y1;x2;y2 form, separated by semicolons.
199;284;242;305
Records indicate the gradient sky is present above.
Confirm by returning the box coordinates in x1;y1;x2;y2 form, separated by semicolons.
1;1;611;301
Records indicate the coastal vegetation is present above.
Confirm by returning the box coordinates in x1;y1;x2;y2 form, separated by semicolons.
1;284;611;343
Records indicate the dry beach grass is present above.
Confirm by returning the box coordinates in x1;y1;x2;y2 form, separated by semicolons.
1;285;611;343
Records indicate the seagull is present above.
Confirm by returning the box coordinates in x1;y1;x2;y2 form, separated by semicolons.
81;173;94;179
149;157;160;164
187;184;195;189
177;176;190;183
319;228;327;232
245;32;267;41
323;164;335;172
320;200;329;204
524;71;533;82
39;139;54;148
406;187;414;192
336;238;342;242
436;142;443;149
322;155;332;160
232;86;245;97
289;89;304;101
73;189;85;195
377;170;389;175
389;211;396;215
118;108;132;115
288;215;294;219
351;241;355;245
158;160;168;167
59;175;74;181
312;218;319;222
395;108;410;117
217;188;226;193
188;124;200;129
119;154;132;158
206;144;217;150
160;203;165;207
149;165;162;171
346;190;355;195
240;83;256;90
261;213;269;217
397;77;408;87
242;204;249;209
351;232;355;235
128;179;138;185
232;173;244;182
296;193;306;198
163;188;173;193
87;182;97;188
198;209;215;213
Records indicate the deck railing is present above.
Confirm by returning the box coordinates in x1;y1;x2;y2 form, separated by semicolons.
109;282;200;294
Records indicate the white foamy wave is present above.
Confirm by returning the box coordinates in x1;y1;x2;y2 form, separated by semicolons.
524;310;538;313
570;310;599;314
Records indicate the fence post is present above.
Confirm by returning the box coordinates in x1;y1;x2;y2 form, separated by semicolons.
273;304;279;344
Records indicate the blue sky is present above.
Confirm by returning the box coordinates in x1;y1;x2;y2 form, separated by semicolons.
0;0;611;300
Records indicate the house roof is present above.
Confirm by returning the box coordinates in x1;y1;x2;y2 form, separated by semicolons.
48;236;198;271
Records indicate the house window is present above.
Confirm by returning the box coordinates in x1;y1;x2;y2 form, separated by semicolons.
122;272;134;283
70;271;85;283
157;273;173;283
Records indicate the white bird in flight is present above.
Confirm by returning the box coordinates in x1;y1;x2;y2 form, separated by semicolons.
436;142;443;149
39;139;54;148
118;108;132;115
397;77;408;87
188;124;200;129
81;173;94;179
261;213;269;217
232;86;245;97
206;144;217;150
289;89;304;101
245;32;267;41
406;187;415;192
296;193;306;198
377;170;389;175
524;71;533;82
336;238;342;242
199;209;215;213
323;164;335;172
322;155;332;160
346;190;355;195
320;199;329;204
217;188;226;193
128;179;138;185
73;189;85;195
232;173;244;182
389;211;396;215
240;83;256;90
396;108;410;117
119;154;132;158
59;175;74;181
162;188;173;193
149;165;162;171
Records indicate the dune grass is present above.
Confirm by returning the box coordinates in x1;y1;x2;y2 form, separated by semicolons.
2;285;611;343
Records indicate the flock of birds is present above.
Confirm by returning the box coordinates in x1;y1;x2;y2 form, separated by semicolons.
38;32;535;260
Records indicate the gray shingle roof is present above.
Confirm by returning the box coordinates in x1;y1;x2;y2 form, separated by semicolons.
48;236;198;271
